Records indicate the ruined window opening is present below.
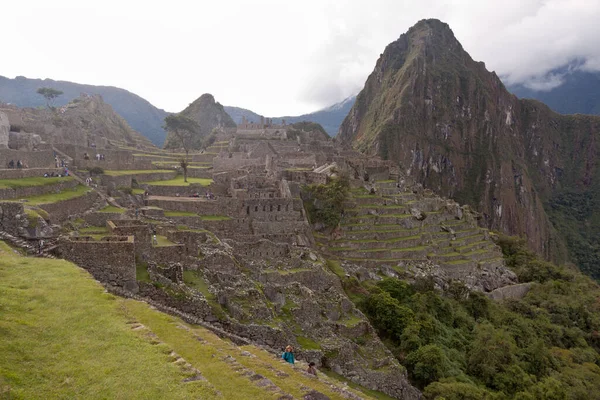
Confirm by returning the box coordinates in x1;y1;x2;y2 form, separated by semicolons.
270;205;273;212
255;206;258;212
263;205;266;211
286;204;289;211
246;206;250;215
277;205;281;212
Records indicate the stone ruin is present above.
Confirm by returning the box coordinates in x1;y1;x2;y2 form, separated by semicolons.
0;108;523;399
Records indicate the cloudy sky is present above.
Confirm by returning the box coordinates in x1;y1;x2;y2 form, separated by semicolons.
3;0;600;115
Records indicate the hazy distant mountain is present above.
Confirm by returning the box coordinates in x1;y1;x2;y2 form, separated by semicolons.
224;95;357;136
0;75;169;146
509;69;600;115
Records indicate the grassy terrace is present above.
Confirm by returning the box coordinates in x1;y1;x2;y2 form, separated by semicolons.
12;185;91;205
146;177;213;186
97;205;125;213
103;170;173;176
154;235;177;247
0;176;74;189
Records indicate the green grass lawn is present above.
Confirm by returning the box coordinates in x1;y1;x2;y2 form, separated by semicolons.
0;245;215;399
15;185;91;205
164;211;198;217
199;215;231;221
132;188;145;195
103;170;174;176
153;235;177;247
146;176;213;186
0;176;74;190
97;205;125;213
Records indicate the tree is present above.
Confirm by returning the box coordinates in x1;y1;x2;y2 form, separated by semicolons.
163;114;199;182
36;87;63;108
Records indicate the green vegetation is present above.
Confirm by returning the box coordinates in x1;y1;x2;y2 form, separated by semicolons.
0;248;214;399
164;211;197;217
352;235;600;398
97;205;125;213
0;176;73;189
153;235;177;247
302;175;350;230
36;87;63;108
199;215;230;221
146;176;213;186
103;170;173;176
14;185;90;205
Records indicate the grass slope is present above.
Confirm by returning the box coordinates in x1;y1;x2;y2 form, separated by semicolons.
0;243;372;400
12;185;91;205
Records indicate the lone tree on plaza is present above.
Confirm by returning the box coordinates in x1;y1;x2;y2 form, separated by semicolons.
36;87;64;109
163;114;199;183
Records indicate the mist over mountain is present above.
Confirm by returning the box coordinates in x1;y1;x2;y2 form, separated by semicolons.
508;69;600;116
0;75;169;146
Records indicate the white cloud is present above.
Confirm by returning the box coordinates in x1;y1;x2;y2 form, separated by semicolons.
2;0;600;115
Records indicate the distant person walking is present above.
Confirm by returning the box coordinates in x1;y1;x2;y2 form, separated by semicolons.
282;345;295;364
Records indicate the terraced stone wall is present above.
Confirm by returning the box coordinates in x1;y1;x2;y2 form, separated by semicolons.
0;178;78;200
0;168;63;179
39;190;100;223
55;144;134;164
58;235;138;292
100;171;177;188
0;149;55;168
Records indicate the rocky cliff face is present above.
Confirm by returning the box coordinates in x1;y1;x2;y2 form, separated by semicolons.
0;94;155;149
338;19;600;277
164;94;236;150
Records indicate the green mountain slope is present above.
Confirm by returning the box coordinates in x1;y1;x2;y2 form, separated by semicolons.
163;94;236;150
0;75;169;146
338;19;600;279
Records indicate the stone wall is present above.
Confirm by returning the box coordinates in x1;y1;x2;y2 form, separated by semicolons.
147;245;184;265
39;190;100;223
0;202;26;235
243;198;304;221
142;184;209;197
228;239;290;258
100;171;178;188
0;178;79;200
0;149;55;168
213;155;263;171
0;168;63;179
107;219;152;254
58;235;138;292
83;211;126;227
76;159;153;171
0;112;9;149
283;170;327;185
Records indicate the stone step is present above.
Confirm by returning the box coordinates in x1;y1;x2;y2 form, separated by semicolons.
330;246;430;260
339;226;440;240
328;235;424;250
452;240;495;254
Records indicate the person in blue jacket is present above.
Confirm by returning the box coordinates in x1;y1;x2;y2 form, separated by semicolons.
282;345;295;364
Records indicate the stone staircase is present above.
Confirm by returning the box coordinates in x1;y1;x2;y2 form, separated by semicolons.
0;230;58;259
317;182;504;276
